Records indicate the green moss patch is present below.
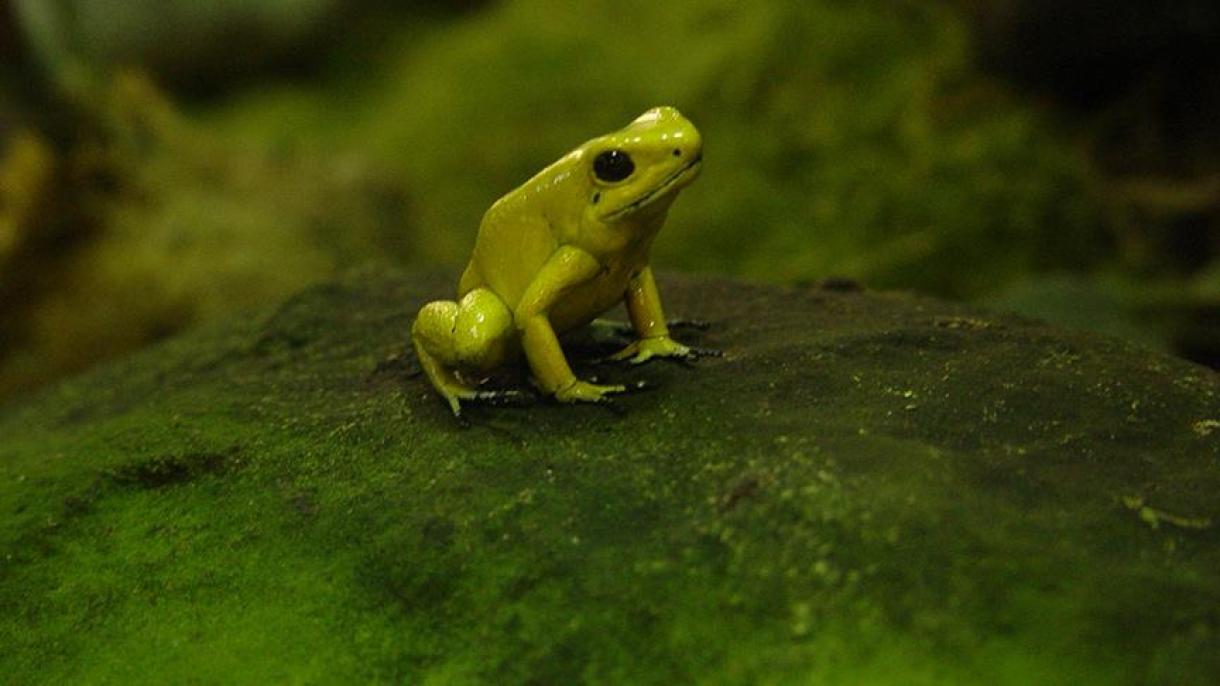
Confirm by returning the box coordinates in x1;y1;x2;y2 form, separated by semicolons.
2;269;1217;683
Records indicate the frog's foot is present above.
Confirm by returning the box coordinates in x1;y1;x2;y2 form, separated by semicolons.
553;379;627;404
606;336;721;365
412;343;472;416
431;378;532;417
410;336;518;416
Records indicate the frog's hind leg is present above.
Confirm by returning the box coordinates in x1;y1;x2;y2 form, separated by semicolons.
412;300;468;415
412;288;517;415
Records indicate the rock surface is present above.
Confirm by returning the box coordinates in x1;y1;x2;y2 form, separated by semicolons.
1;269;1218;684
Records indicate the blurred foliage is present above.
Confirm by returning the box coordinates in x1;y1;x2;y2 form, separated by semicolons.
330;0;1109;295
960;0;1220;364
1;0;1218;401
966;0;1220;277
13;0;344;88
0;72;411;397
966;0;1220;170
0;132;52;268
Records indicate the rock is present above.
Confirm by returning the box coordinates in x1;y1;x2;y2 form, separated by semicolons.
1;269;1217;683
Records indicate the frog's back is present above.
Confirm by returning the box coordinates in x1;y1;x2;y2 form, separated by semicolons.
463;156;585;307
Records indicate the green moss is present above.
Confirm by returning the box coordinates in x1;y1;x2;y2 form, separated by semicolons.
2;268;1217;683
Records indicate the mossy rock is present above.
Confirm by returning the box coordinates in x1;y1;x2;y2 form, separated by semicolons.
1;268;1217;684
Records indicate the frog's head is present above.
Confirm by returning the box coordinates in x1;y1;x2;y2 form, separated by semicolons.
582;106;702;223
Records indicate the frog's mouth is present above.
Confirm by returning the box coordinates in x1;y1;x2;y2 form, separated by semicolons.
604;152;702;220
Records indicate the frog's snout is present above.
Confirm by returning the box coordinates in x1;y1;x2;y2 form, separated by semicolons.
673;147;704;178
670;146;703;164
668;121;703;164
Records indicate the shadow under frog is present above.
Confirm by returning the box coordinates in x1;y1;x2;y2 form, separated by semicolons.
412;106;716;416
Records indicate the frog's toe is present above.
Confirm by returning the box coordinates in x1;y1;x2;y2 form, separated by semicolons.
608;346;644;364
655;345;721;369
626;350;658;365
554;380;628;404
593;345;633;365
604;341;665;365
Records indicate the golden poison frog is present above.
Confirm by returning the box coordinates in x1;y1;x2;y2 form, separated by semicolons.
412;106;711;415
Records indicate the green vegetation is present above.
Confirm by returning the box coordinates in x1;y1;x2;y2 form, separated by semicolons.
0;72;410;397
2;269;1217;683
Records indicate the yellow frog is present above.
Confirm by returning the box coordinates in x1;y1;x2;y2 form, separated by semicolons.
412;106;708;415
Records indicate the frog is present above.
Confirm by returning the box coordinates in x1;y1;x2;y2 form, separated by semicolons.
411;106;711;416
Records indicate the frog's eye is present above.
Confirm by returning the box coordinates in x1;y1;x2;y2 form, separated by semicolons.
593;150;635;182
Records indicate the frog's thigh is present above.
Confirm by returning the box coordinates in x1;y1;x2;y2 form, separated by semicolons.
413;300;460;365
413;299;476;412
453;288;515;371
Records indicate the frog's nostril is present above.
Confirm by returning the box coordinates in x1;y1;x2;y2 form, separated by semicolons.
672;148;681;157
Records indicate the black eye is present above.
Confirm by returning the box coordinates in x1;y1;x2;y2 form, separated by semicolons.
593;150;634;182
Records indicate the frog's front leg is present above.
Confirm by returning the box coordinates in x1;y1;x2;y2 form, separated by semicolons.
516;246;626;403
609;266;719;364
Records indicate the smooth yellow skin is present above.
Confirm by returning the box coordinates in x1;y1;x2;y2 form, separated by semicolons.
412;106;704;415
